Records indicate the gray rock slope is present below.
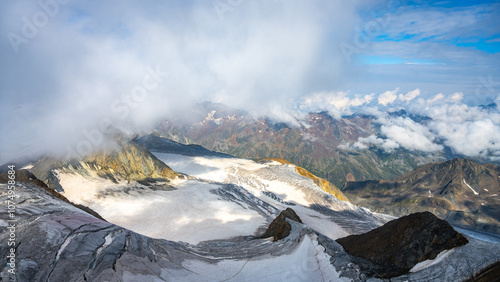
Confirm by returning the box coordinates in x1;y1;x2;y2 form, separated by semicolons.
2;177;500;281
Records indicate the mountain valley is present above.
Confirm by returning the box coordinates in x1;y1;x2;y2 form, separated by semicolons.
2;135;500;281
342;158;500;234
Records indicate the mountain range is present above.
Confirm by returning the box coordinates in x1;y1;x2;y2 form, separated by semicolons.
342;158;500;234
1;134;500;281
154;102;451;189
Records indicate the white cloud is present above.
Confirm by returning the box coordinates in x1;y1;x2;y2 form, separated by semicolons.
340;135;400;153
1;1;499;165
378;88;399;106
423;103;500;158
335;91;500;160
427;93;445;104
300;91;374;119
340;107;443;153
380;124;442;152
0;0;366;161
451;92;464;103
399;89;421;103
377;113;443;153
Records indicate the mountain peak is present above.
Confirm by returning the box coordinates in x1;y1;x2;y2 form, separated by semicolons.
83;141;178;181
31;139;178;191
343;158;500;234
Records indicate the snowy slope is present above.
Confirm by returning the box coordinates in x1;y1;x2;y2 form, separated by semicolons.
56;170;273;244
5;135;500;281
50;144;389;246
0;182;348;281
4;180;500;281
153;152;388;238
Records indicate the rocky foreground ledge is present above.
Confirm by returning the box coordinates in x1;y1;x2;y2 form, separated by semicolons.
336;211;468;278
1;174;500;281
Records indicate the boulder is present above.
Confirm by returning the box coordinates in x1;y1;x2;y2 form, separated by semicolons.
336;211;468;278
263;208;302;241
466;261;500;282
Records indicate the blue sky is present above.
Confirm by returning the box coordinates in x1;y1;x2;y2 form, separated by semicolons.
368;1;500;53
344;0;500;100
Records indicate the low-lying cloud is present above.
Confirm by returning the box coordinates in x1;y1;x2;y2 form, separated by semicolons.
0;0;364;162
1;0;499;164
339;92;500;162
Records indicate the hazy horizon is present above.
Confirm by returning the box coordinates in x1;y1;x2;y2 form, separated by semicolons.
1;0;499;163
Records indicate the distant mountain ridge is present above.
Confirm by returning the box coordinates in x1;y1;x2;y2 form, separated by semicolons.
155;102;445;188
342;158;500;234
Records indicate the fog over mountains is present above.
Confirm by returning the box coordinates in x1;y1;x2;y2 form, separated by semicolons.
1;1;499;163
1;1;500;281
156;102;500;186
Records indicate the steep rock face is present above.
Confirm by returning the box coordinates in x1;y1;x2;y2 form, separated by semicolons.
342;158;500;234
466;261;500;282
30;140;178;191
263;208;303;241
336;211;468;278
155;102;445;188
83;141;177;181
0;169;106;221
0;169;49;189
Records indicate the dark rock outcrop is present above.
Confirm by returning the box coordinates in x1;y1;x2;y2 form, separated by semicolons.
263;208;302;241
0;169;49;189
135;134;232;157
466;260;500;282
336;211;468;278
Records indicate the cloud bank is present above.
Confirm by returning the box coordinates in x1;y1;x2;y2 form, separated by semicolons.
0;0;499;164
339;92;500;162
0;0;364;162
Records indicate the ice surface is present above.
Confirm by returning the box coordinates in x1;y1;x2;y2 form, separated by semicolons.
153;152;275;182
410;249;454;272
58;173;268;244
55;151;386;245
154;153;372;239
180;234;349;282
4;163;500;281
453;226;500;244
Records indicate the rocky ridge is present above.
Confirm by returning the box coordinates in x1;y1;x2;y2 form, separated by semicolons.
342;158;500;234
336;211;469;278
30;139;178;191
